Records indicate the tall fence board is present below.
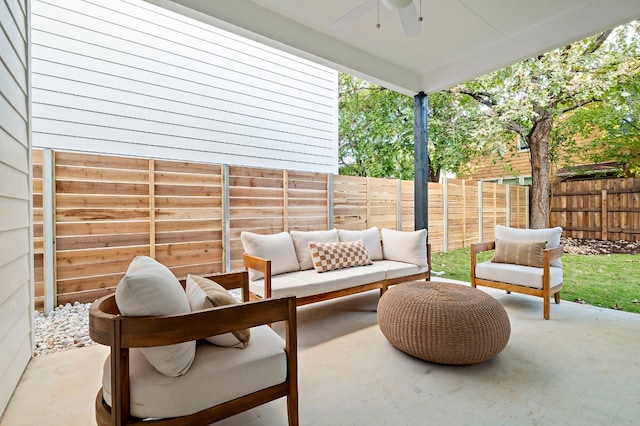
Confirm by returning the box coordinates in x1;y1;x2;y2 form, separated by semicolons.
32;149;529;310
551;178;640;241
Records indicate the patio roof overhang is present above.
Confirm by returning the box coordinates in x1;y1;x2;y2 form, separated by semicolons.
144;0;640;96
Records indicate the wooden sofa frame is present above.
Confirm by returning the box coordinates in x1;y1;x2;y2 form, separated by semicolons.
243;244;431;306
470;241;564;320
89;271;299;426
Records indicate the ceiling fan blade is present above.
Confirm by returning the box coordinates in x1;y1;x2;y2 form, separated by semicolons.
398;3;421;38
331;0;378;29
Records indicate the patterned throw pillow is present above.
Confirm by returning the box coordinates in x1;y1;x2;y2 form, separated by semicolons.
309;240;373;273
492;239;546;268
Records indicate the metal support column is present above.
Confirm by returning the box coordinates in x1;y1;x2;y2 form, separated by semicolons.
414;92;428;233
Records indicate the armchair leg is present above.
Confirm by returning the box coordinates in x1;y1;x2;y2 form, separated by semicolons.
543;296;550;320
554;292;561;304
287;395;299;426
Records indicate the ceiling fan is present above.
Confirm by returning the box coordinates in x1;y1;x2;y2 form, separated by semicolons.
332;0;423;38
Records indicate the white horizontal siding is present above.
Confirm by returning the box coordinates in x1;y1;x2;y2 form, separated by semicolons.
31;0;339;173
0;0;32;417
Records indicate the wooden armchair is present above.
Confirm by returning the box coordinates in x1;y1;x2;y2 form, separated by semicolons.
470;226;565;320
89;271;298;425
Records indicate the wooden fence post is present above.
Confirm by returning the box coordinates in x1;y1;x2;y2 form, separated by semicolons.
148;159;156;259
283;170;289;231
443;177;449;251
222;164;230;272
396;179;402;230
43;149;57;314
328;174;334;229
478;181;484;241
506;185;511;227
601;189;608;241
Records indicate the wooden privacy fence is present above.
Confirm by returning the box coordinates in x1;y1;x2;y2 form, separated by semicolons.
33;149;528;311
551;178;640;241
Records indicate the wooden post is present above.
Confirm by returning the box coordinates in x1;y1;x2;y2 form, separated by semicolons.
222;164;230;272
283;170;289;231
443;177;448;251
366;176;371;228
148;160;156;259
478;181;484;241
601;189;608;241
462;179;467;247
396;179;402;230
328;173;334;230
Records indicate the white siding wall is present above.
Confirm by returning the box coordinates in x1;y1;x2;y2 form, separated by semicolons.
31;0;339;173
0;0;32;417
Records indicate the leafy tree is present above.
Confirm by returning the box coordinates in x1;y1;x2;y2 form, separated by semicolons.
339;74;491;181
455;21;640;228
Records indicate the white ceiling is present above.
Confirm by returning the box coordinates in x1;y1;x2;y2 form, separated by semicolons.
146;0;640;96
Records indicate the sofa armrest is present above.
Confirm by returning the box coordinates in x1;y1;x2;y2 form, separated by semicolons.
243;252;273;298
544;245;564;263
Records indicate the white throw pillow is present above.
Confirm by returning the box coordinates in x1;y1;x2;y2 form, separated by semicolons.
338;227;383;260
115;256;196;377
290;229;339;270
185;274;250;348
495;225;563;267
381;228;428;267
240;231;300;281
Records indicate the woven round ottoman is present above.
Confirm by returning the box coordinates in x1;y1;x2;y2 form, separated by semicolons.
377;281;510;365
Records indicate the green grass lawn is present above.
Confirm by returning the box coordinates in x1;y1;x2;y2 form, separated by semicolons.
431;247;640;314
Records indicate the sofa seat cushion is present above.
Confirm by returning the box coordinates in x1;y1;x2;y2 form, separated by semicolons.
368;260;430;280
250;266;385;299
102;325;286;420
475;261;563;289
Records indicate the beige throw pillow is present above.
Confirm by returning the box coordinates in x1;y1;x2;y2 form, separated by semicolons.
309;240;373;272
186;274;250;348
492;239;546;268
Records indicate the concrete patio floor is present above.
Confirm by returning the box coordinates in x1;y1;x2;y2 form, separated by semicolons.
2;279;640;425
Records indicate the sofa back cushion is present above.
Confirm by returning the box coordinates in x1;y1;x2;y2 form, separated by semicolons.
290;229;339;270
338;227;383;260
495;225;563;267
115;256;196;377
381;228;428;267
241;231;300;281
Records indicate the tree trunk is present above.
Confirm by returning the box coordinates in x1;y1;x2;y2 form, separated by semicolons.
527;117;553;228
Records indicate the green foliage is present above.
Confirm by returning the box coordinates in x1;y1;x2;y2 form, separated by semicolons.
432;248;640;314
338;75;496;180
338;74;414;179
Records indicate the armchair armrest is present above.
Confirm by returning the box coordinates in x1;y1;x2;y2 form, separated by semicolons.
544;245;564;264
470;241;495;283
243;252;273;298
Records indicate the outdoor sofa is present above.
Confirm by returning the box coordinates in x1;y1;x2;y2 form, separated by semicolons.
242;227;431;305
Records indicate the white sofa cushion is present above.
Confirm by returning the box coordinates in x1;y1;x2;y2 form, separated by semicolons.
495;225;563;267
115;256;195;377
338;227;383;260
290;229;339;270
381;228;428;267
241;231;300;280
475;261;563;289
250;266;386;299
102;325;286;419
185;274;250;348
368;260;430;280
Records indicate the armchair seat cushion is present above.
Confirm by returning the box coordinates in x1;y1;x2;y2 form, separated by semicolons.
475;261;563;290
101;325;286;419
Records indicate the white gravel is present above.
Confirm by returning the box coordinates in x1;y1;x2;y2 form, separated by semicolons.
33;302;94;356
